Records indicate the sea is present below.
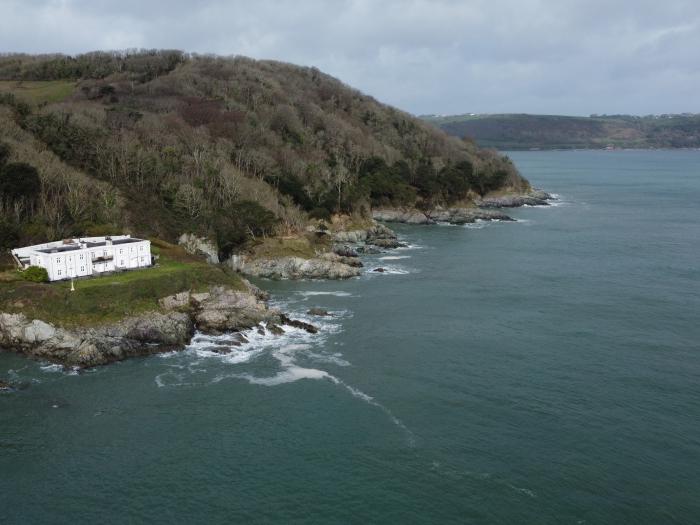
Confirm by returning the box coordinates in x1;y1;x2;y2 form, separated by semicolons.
1;150;699;524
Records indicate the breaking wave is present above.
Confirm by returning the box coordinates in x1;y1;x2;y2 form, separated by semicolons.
153;297;415;445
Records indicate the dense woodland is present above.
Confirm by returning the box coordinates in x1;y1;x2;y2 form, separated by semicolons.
424;113;700;150
0;50;527;258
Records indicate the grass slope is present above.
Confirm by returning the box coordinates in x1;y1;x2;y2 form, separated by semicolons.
0;240;244;327
0;80;75;105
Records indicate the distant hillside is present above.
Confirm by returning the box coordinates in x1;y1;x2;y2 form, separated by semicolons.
422;113;700;150
0;51;527;258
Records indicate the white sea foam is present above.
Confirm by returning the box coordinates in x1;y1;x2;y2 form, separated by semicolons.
40;364;64;373
547;199;570;207
296;291;352;297
397;243;424;250
379;255;411;261
150;287;414;444
366;265;411;275
328;376;416;446
508;484;537;498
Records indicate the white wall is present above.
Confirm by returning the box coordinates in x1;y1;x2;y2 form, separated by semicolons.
30;238;152;281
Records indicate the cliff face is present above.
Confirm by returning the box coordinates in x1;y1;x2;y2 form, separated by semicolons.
0;284;313;368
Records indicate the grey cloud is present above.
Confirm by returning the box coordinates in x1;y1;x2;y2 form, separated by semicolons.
1;0;698;115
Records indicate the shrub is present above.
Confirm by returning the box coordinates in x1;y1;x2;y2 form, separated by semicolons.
21;266;49;283
213;200;279;259
0;162;41;201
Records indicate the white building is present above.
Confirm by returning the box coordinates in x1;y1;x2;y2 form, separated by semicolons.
11;235;152;282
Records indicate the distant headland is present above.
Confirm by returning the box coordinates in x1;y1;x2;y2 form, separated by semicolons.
421;113;700;150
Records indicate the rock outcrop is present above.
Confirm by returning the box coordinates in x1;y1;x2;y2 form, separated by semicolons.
372;190;552;225
332;245;359;258
178;233;220;264
331;222;398;244
319;252;363;268
0;311;194;368
373;207;514;225
0;284;316;368
477;189;552;208
372;208;432;224
228;255;360;280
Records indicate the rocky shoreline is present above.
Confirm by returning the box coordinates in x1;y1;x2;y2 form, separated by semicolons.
372;190;553;225
0;281;316;369
1;190;552;373
226;222;402;280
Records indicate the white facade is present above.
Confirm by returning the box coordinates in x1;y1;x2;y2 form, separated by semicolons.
11;235;152;282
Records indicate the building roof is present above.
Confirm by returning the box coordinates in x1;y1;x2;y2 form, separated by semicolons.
12;235;148;256
112;238;144;245
36;245;82;254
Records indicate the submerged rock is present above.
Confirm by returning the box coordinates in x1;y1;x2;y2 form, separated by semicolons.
373;268;386;273
280;314;318;334
0;380;13;392
307;308;331;317
267;324;285;336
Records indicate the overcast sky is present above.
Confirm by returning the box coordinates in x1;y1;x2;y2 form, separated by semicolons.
1;0;699;116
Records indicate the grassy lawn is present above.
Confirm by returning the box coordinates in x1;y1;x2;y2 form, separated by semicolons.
247;233;328;259
0;80;76;105
0;240;245;327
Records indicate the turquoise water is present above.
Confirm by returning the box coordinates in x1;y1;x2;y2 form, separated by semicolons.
2;150;700;524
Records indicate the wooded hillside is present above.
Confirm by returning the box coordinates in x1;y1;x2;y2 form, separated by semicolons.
0;50;527;258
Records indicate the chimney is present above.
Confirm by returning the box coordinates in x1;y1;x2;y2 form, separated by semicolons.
106;236;113;246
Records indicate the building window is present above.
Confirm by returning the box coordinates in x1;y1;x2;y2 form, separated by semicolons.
81;266;85;272
57;257;61;263
119;249;123;254
80;254;84;260
139;246;143;251
57;270;62;276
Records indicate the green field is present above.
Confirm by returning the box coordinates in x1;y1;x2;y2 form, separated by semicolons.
0;80;76;105
0;240;244;327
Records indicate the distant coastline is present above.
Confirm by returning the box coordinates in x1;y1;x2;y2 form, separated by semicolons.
421;113;700;151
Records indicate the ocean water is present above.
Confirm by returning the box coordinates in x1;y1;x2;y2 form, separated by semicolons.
2;150;700;524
